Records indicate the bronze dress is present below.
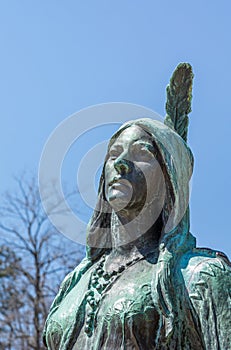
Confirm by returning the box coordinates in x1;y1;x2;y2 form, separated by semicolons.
44;250;231;350
45;257;160;350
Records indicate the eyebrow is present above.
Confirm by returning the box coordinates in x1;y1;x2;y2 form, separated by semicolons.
133;139;152;144
132;139;155;148
110;138;155;149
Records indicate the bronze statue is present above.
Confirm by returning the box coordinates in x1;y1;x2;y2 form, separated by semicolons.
43;64;231;349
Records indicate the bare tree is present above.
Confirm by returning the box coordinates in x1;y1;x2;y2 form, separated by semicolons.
0;175;85;349
0;246;22;349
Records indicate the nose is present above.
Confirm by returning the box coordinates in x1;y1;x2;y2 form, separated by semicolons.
114;158;131;175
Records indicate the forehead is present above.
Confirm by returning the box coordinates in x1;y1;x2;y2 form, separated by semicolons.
111;125;153;147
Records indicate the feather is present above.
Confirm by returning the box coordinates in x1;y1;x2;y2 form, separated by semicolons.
164;63;194;142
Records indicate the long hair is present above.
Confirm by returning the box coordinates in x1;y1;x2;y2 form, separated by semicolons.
86;120;204;348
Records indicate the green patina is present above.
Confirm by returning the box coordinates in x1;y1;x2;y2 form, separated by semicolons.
43;64;231;350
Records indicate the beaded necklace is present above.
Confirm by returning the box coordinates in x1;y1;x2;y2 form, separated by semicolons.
84;253;146;337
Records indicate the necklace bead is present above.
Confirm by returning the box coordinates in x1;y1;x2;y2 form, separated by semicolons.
102;272;110;280
118;265;125;273
84;253;145;337
96;283;103;292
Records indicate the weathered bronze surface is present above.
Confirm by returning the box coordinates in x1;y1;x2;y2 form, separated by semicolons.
43;64;231;349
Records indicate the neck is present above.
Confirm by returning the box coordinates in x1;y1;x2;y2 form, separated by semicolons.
110;208;162;257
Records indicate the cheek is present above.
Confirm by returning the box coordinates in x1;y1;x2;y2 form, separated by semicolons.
104;161;115;192
140;163;165;196
104;161;112;182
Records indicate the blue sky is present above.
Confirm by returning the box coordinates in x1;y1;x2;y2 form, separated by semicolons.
1;1;231;257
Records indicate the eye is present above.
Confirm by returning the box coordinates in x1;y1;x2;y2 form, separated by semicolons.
132;144;157;162
138;148;154;161
108;148;121;160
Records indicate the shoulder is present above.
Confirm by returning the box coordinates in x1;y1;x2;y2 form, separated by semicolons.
43;257;92;344
180;248;231;301
59;257;91;294
179;248;231;348
48;257;91;313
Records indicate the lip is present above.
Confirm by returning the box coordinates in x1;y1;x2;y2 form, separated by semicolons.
108;177;132;190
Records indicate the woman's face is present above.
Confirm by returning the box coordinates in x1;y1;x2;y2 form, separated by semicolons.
104;125;165;213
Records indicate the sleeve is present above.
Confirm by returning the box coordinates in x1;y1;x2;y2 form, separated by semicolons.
187;256;231;349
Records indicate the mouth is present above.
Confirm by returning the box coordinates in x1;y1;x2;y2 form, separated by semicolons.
107;177;133;207
108;177;132;190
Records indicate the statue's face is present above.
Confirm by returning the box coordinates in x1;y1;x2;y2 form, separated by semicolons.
104;125;165;213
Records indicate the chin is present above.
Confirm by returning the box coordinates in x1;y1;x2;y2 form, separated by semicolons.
107;192;131;211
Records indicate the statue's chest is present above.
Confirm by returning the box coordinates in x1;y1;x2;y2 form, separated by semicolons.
47;261;160;350
97;261;156;319
76;261;160;349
